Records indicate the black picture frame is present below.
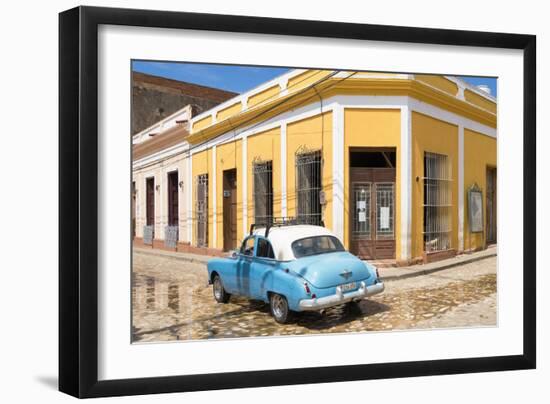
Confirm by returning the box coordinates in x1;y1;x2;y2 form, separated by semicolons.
59;5;536;398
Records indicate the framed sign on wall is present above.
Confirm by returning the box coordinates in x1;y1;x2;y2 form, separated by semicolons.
468;184;484;234
59;6;536;398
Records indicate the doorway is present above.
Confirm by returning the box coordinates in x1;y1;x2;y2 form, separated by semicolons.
349;149;396;260
167;171;179;226
144;177;155;245
132;181;136;238
146;177;155;226
486;167;497;244
223;168;238;251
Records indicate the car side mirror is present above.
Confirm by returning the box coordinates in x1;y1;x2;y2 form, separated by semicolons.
230;250;238;259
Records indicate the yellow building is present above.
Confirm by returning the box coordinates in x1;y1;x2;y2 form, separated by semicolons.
133;69;497;264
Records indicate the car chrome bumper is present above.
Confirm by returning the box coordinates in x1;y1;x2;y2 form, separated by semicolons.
298;281;385;311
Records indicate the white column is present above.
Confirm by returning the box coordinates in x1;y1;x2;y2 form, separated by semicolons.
242;136;248;237
186;149;193;243
160;169;166;240
280;123;287;217
332;104;344;240
212;145;217;249
458;125;465;252
134;172;142;237
155;173;161;240
400;103;412;261
178;165;184;243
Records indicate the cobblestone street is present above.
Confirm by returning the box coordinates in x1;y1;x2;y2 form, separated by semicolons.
132;251;497;342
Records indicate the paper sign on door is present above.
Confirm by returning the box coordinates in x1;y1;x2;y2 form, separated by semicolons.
380;207;390;229
357;200;367;222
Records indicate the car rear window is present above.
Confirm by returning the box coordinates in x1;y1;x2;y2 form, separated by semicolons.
291;236;345;258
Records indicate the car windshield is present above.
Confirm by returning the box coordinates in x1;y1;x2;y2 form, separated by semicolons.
291;235;345;258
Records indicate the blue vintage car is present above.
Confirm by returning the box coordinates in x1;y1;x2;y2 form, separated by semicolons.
207;224;384;323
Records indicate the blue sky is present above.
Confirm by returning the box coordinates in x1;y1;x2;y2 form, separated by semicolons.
132;60;497;97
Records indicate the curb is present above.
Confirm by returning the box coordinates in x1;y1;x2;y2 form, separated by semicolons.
380;252;497;282
133;248;212;265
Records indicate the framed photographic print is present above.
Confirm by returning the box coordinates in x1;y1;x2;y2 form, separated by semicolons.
468;184;484;234
59;6;536;398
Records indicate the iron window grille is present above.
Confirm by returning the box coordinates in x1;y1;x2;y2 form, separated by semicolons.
195;174;208;247
252;159;273;226
423;152;452;252
295;149;322;226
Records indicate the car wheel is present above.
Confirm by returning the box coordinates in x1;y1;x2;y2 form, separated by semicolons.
345;300;362;314
270;293;290;324
212;275;230;303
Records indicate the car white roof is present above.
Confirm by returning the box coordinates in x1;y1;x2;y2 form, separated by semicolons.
252;225;338;261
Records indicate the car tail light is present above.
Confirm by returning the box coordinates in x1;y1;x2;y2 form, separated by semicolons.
303;282;311;294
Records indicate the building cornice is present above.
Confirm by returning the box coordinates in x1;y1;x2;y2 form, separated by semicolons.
186;77;497;145
133;124;189;160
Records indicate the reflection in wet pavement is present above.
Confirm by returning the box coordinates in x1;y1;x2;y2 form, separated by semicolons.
131;252;497;342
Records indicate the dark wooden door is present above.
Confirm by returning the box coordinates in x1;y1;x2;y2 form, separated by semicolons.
146;177;155;226
486;167;497;244
350;168;396;260
223;169;238;251
132;181;136;238
167;171;179;226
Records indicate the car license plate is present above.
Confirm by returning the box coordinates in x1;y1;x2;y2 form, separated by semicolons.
340;282;356;292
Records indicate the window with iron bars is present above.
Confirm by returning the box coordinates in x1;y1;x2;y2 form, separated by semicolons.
195;174;208;247
423;152;452;252
295;150;322;226
253;160;273;226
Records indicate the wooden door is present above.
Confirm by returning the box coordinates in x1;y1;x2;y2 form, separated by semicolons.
167;171;179;226
131;181;136;238
350;168;396;260
146;177;155;226
486;167;497;244
223;169;238;251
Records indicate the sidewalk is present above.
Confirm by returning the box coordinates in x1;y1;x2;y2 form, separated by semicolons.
134;247;212;264
133;244;497;281
378;245;497;281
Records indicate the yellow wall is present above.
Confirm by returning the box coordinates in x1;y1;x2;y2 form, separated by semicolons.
464;129;497;251
415;74;458;96
411;112;459;259
343;109;402;255
247;85;280;108
286;112;333;229
246;127;281;234
216;102;242;122
215;140;243;249
191;149;213;246
464;89;497;114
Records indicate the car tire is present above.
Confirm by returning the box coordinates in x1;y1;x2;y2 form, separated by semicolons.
345;300;362;314
270;293;290;324
212;275;230;303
